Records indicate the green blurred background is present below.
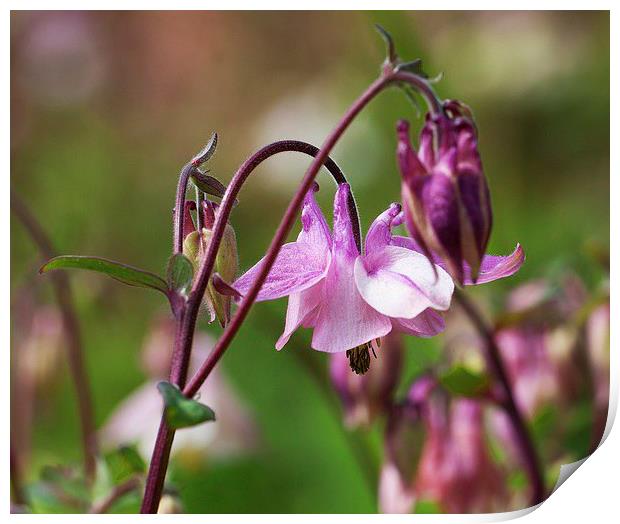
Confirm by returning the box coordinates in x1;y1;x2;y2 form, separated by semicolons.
10;11;609;513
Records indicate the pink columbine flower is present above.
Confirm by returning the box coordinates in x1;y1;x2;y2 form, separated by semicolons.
234;183;454;370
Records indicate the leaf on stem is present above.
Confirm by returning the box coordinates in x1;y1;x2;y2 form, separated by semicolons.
166;253;194;298
157;381;216;430
395;58;429;78
191;132;218;166
191;169;237;204
40;256;168;295
103;446;145;486
439;365;490;397
375;24;397;64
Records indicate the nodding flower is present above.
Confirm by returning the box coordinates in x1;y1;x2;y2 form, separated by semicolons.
234;183;454;373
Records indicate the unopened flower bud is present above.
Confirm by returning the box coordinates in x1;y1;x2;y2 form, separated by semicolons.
182;204;239;327
397;102;492;284
330;334;403;428
203;223;239;327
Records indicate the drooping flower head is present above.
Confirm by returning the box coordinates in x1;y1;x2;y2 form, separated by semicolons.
234;183;454;373
397;100;492;284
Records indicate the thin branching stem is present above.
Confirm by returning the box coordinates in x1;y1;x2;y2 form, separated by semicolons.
89;476;141;514
454;288;546;506
11;191;98;482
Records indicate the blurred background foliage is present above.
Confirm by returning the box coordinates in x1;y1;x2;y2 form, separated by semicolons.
10;11;609;513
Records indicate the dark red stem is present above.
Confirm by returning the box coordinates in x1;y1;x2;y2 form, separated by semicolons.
454;289;546;506
11;191;98;482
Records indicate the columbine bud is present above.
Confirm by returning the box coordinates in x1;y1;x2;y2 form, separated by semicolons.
203;224;239;327
182;200;239;327
397;101;492;284
330;334;403;428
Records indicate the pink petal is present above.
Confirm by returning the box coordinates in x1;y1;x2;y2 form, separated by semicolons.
233;186;332;302
275;281;324;350
354;246;454;319
311;253;391;353
392;309;445;338
418;121;436;171
234;242;329;301
332;183;359;259
364;202;402;254
462;244;525;285
391;236;524;286
391;235;441;262
297;185;332;250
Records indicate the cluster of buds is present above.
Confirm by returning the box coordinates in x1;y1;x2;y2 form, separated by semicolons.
182;199;239;327
397;100;492;284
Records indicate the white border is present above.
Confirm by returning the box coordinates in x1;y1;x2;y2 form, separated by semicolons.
5;4;615;523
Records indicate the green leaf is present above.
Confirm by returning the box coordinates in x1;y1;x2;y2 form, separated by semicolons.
439;365;490;397
396;58;429;78
191;170;227;199
375;24;397;63
166;253;194;297
104;446;146;486
40;256;168;295
191;132;218;166
157;381;216;430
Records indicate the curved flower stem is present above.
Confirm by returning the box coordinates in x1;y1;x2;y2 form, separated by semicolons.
454;289;546;506
11;191;98;482
173;163;196;254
